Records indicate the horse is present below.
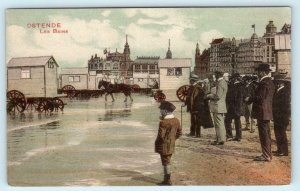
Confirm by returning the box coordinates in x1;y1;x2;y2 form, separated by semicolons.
98;80;133;102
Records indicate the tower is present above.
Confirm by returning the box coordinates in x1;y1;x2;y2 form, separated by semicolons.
123;34;131;61
166;39;172;59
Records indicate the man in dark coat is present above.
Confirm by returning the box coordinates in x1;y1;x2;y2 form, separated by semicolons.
190;80;214;137
272;74;291;156
245;64;275;162
185;78;197;136
225;73;245;141
155;101;182;185
243;75;257;133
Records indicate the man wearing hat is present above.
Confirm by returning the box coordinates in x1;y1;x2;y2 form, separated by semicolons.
225;73;245;141
272;73;291;156
155;101;182;185
206;71;228;145
245;64;275;161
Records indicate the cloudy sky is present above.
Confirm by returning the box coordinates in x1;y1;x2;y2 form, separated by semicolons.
6;7;291;68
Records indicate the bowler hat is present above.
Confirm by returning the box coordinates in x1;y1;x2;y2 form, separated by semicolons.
159;101;176;112
255;64;272;72
273;72;290;82
214;71;224;76
232;73;241;79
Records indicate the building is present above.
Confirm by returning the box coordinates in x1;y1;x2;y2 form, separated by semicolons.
263;20;277;72
236;33;265;74
7;56;59;97
132;56;160;88
158;58;192;93
165;39;172;59
194;42;210;78
59;67;89;90
209;38;236;74
87;35;134;84
274;23;291;75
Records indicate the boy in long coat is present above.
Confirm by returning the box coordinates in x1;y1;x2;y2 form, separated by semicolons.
155;101;182;185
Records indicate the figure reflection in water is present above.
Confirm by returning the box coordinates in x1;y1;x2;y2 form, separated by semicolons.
99;102;132;121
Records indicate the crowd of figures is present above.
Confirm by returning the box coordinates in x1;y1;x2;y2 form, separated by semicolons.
184;63;291;162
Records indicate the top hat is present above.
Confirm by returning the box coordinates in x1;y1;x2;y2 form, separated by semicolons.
255;64;272;72
159;101;176;112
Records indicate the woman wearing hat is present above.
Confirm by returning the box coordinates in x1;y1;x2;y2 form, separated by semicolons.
155;101;182;185
245;64;275;162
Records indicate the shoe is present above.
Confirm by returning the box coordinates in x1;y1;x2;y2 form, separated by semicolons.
272;150;280;154
211;141;224;145
274;153;288;156
232;138;241;142
249;130;255;133
253;156;271;162
242;128;250;131
226;137;233;141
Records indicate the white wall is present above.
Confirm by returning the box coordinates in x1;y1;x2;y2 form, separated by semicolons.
159;67;190;90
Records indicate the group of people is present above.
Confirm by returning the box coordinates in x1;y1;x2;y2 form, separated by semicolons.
154;63;291;185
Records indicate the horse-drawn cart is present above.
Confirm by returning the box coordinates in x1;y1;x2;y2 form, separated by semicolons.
7;90;65;114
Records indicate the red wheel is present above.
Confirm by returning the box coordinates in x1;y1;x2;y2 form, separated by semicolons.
7;90;26;114
131;84;140;93
176;85;191;102
52;98;64;112
62;85;76;98
154;91;166;102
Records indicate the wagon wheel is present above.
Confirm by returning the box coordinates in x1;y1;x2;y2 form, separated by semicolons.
52;98;64;112
37;99;54;113
176;85;191;102
155;92;166;102
62;85;76;98
131;84;140;93
7;90;27;114
26;98;40;111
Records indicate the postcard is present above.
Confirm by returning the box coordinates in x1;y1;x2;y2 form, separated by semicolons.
6;7;291;186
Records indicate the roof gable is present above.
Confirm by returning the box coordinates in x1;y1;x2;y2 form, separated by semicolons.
7;56;59;67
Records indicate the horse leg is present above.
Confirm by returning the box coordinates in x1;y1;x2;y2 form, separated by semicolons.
111;93;115;102
124;95;127;102
105;93;108;101
129;94;133;102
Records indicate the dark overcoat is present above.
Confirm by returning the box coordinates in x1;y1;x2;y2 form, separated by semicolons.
190;84;214;128
185;85;194;112
155;118;182;155
273;85;291;125
226;81;246;117
249;77;275;120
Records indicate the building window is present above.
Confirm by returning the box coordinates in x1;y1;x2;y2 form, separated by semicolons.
21;68;30;79
113;63;118;70
138;78;143;82
135;65;141;72
48;60;55;68
68;76;80;82
167;67;182;76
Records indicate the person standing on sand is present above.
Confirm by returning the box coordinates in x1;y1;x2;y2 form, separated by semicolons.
155;101;182;186
272;73;291;157
245;64;275;162
206;71;228;145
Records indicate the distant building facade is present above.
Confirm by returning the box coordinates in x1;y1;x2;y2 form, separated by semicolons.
236;33;265;74
132;56;160;88
87;35;133;85
194;43;210;79
209;38;236;74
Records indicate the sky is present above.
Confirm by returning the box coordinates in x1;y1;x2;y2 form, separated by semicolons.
6;7;291;68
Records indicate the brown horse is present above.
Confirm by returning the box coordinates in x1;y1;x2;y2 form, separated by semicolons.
98;80;133;102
